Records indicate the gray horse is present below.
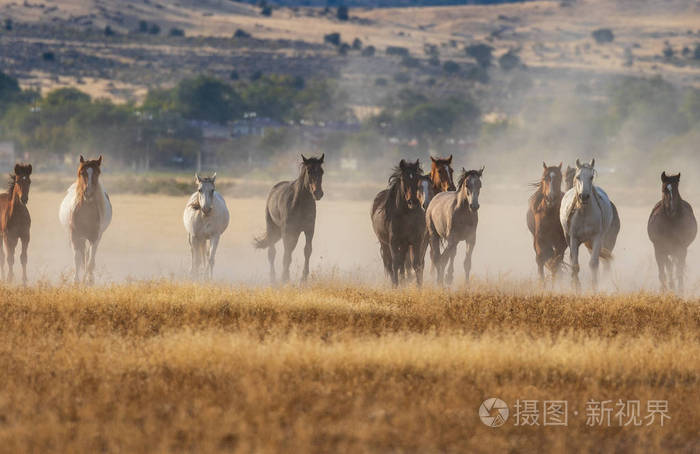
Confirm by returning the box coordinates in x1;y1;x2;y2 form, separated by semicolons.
426;167;483;285
254;154;324;282
371;159;425;287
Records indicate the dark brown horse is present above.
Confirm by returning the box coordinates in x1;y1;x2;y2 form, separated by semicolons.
0;164;32;283
371;159;425;287
254;154;324;282
526;162;567;281
648;172;697;291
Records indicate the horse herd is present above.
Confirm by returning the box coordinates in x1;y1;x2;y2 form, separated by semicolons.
0;154;695;291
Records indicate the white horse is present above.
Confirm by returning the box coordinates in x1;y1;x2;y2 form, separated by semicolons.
183;173;229;279
560;158;619;289
58;156;112;284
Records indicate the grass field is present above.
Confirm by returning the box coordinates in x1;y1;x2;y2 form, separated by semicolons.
0;282;697;452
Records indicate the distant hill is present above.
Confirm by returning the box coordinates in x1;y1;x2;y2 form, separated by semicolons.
233;0;532;6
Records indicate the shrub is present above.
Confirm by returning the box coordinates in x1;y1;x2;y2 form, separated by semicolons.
250;70;263;81
42;51;55;62
428;56;440;66
393;72;410;83
352;38;362;50
169;27;185;37
324;32;341;46
4;18;12;31
261;6;272;16
234;29;251;39
138;20;148;33
663;42;674;59
592;28;614;44
338;43;351;55
104;25;115;36
386;46;410;57
361;45;375;57
498;51;521;71
230;70;239;80
149;23;160;35
400;56;420;68
375;77;388;86
337;5;349;21
694;43;700;60
466;43;493;67
443;60;460;74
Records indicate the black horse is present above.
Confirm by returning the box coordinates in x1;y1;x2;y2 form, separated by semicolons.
254;154;324;282
371;159;426;287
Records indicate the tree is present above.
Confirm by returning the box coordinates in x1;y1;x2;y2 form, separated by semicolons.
592;28;614;44
0;71;21;106
337;5;349;21
173;76;242;124
324;32;341;46
466;43;493;67
443;60;460;74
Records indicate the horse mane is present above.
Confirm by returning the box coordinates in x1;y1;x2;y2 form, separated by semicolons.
384;163;422;217
457;169;480;190
6;173;15;195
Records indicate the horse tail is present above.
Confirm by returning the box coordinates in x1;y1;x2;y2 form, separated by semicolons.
253;207;280;249
599;248;613;261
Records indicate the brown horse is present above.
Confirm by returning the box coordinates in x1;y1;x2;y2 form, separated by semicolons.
59;156;112;284
526;162;567;281
371;159;425;287
564;165;575;191
648;172;697;291
254;154;324;283
0;164;32;283
417;155;456;210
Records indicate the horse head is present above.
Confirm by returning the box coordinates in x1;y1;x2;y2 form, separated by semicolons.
661;171;681;216
195;173;216;215
458;166;484;212
430;155;455;192
564;165;576;191
396;159;422;210
574;158;596;205
541;161;563;207
301;153;324;201
12;163;32;204
77;155;102;200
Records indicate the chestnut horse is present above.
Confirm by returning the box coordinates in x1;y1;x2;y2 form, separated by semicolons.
254;154;324;283
648;172;697;291
417;155;456;210
59;156;112;284
0;164;32;283
526;162;567;282
372;159;425;287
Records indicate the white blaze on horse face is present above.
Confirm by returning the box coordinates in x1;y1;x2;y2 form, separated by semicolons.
420;178;431;209
199;180;215;214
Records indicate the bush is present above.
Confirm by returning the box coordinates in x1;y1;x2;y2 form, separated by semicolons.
42;52;55;62
234;29;251;39
400;56;420;68
663;42;674;60
361;45;375;57
375;77;388;86
428;56;440;66
169;27;185;37
694;43;700;60
261;6;272;16
104;25;115;37
337;5;349;21
138;20;148;33
149;23;160;35
592;28;614;44
466;43;493;67
443;60;460;74
338;43;351;55
498;51;521;71
393;72;411;84
386;46;410;57
324;32;341;46
230;70;239;80
250;70;263;81
352;38;362;50
4;18;12;31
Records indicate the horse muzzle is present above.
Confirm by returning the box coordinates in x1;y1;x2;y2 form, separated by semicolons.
201;206;212;215
21;195;28;204
470;203;480;211
313;189;324;200
579;193;590;204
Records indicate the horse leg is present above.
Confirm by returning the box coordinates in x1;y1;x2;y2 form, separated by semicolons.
389;240;405;288
411;243;425;287
71;236;85;284
674;248;687;293
207;235;220;280
589;237;603;291
268;245;277;283
535;239;546;283
86;238;101;285
4;235;17;283
0;233;5;280
281;231;299;283
464;240;475;284
380;243;392;278
301;229;314;282
445;241;458;286
569;237;581;291
20;233;29;285
653;245;668;292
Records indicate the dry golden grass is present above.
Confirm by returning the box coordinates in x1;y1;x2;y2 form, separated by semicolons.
0;281;698;452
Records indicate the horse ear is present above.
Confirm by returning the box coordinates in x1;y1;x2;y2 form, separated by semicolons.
414;159;420;168
590;158;595;168
195;173;201;183
14;163;20;175
301;154;308;163
399;159;406;169
559;162;562;169
431;156;437;163
319;153;324;163
97;155;102;165
543;161;547;170
478;166;485;177
211;172;217;182
576;158;581;168
661;171;667;182
27;164;32;175
447;154;452;164
79;155;85;164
